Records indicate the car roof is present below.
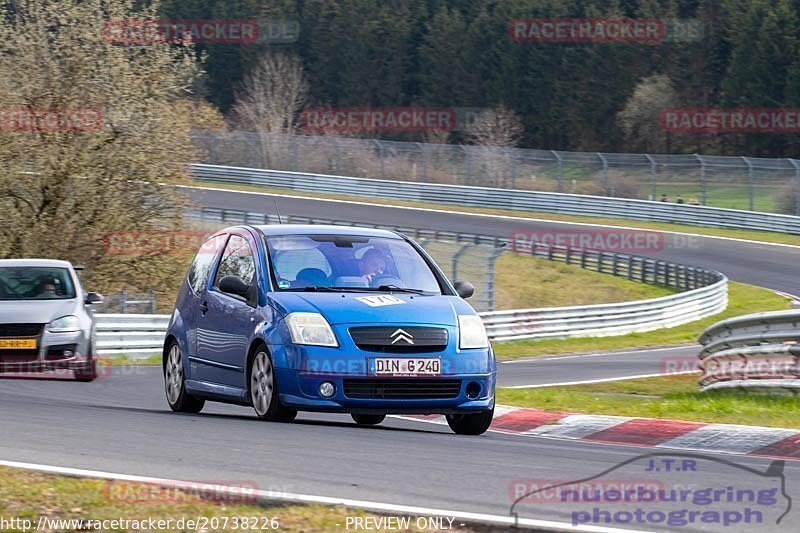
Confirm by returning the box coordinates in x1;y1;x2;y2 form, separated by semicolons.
252;224;403;239
0;258;74;268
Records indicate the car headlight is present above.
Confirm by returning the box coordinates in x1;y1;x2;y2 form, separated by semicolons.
285;312;338;347
48;315;81;333
458;315;488;349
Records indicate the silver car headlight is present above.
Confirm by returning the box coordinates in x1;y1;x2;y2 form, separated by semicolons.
48;315;81;333
458;315;488;349
285;312;338;347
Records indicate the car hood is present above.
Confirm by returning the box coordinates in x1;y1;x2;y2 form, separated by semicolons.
267;292;475;326
0;299;79;324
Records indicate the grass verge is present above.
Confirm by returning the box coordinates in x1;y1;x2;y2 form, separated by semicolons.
496;374;800;429
492;282;791;360
493;253;674;309
0;466;479;532
187;181;800;247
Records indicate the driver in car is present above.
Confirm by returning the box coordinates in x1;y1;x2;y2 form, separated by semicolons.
37;282;58;298
358;248;386;284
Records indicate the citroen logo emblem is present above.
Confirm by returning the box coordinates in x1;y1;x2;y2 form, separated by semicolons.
390;328;414;345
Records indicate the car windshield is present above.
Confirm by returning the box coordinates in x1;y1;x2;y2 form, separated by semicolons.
264;234;442;294
0;267;76;300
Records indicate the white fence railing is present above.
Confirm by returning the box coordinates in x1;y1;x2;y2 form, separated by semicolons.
484;277;727;342
95;314;170;358
698;310;800;393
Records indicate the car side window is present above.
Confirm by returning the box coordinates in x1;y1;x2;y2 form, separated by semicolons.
214;234;256;287
187;234;227;294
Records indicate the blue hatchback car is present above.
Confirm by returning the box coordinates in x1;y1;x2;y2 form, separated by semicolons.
163;225;496;435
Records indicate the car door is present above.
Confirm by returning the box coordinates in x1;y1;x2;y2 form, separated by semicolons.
196;231;258;389
182;233;228;364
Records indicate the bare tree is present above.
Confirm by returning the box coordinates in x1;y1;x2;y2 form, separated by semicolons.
464;105;524;187
231;51;309;168
465;105;524;148
0;0;204;306
617;74;679;152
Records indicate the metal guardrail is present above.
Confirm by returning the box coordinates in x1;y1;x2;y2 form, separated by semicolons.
95;314;170;358
191;164;800;234
698;310;800;393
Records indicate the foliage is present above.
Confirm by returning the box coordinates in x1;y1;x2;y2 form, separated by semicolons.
0;0;203;299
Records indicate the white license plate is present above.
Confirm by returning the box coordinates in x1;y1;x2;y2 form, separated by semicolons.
372;357;441;376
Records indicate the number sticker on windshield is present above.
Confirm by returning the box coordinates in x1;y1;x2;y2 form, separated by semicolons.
355;295;406;307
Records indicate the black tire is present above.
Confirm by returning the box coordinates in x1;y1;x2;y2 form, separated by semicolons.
74;359;98;382
249;347;297;422
351;413;386;426
164;341;205;413
446;407;494;435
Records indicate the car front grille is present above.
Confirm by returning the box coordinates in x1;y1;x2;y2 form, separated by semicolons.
0;323;45;337
349;326;448;353
0;350;39;362
343;379;462;399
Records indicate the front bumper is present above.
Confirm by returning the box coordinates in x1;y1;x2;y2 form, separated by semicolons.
0;328;93;374
276;368;496;414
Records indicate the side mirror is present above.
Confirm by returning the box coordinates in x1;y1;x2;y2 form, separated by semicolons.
219;275;250;299
453;281;474;299
85;292;104;305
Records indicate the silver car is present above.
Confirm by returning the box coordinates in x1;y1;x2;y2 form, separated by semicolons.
0;259;103;381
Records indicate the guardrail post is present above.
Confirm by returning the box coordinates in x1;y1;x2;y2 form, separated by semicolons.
452;243;474;281
120;290;127;313
597;153;610;195
695;154;707;205
551;150;563;193
742;156;754;211
291;135;299;171
509;147;518;189
149;289;156;314
330;137;341;174
789;159;800;216
208;134;217;164
417;142;428;181
486;247;506;312
375;140;385;179
645;154;657;200
460;145;471;185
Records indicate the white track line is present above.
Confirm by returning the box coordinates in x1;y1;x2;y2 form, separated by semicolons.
501;345;698;364
181;183;800;250
0;459;643;533
503;371;699;389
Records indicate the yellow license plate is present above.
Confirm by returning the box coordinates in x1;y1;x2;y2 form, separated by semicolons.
0;338;37;349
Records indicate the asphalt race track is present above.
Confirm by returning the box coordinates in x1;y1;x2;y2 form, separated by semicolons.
3;187;800;531
0;368;798;532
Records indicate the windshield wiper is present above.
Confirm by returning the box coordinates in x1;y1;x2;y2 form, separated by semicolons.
290;286;363;293
373;285;427;294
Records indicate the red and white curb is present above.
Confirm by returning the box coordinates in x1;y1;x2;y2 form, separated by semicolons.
398;406;800;459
